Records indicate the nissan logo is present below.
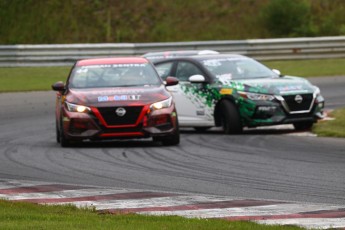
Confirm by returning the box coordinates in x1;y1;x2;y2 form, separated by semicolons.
115;107;126;117
294;95;303;104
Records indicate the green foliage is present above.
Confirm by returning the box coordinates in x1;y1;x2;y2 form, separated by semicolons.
0;0;344;43
0;0;298;43
260;0;315;37
315;0;345;36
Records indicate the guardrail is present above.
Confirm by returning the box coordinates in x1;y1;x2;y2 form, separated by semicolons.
1;36;345;66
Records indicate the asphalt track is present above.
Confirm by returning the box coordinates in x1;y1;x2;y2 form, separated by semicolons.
0;76;344;208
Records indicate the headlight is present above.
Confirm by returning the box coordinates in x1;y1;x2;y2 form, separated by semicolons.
150;97;172;110
313;86;324;104
65;101;91;113
238;91;275;101
313;86;321;96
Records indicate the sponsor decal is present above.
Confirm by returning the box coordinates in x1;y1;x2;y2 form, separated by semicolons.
89;89;146;95
196;110;205;116
97;95;141;102
277;85;305;93
217;74;233;85
202;58;246;67
81;64;146;69
220;88;233;95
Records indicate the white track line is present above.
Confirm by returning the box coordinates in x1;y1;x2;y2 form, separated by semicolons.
139;203;343;219
258;218;345;229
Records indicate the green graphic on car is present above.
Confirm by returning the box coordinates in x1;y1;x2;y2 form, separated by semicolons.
150;54;325;133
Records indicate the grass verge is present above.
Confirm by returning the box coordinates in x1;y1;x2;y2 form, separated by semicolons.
0;200;303;230
0;58;344;93
313;108;345;138
262;58;345;77
0;66;70;92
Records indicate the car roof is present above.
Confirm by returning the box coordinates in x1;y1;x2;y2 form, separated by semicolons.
76;57;149;66
152;54;250;63
190;54;248;60
142;50;219;61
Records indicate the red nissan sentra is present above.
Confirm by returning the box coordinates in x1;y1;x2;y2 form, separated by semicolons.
52;57;180;147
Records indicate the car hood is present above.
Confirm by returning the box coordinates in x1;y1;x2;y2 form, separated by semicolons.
65;85;171;107
229;76;316;95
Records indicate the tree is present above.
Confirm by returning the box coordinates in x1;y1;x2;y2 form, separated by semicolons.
261;0;315;37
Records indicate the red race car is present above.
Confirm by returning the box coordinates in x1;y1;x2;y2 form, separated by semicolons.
52;57;180;147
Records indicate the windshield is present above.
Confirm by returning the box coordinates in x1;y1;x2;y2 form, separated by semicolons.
69;63;161;88
201;57;277;81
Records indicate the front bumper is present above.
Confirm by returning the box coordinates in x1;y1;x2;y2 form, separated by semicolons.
239;95;325;127
61;105;178;141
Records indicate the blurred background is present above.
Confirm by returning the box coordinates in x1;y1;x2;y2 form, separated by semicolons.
1;0;345;44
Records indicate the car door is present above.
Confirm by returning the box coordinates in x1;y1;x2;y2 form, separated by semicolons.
155;60;214;127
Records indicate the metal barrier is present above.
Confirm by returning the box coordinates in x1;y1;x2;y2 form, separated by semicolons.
1;36;345;66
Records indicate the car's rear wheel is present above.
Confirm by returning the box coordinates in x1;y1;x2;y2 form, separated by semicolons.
293;121;314;131
220;100;242;134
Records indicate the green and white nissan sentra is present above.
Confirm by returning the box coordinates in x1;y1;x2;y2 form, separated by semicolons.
151;54;325;133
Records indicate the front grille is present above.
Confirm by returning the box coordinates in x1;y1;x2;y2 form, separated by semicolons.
97;106;143;126
282;94;313;112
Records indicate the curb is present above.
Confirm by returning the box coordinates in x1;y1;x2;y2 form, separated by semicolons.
1;179;345;229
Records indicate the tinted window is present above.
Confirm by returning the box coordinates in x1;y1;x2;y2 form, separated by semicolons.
176;62;203;81
201;57;276;80
155;62;174;80
69;63;161;88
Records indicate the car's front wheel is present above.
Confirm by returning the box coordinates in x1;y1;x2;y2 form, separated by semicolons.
59;120;71;147
56;120;60;143
161;131;180;146
153;126;180;146
220;100;242;134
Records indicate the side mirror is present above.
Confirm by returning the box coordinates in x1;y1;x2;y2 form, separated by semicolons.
52;81;66;91
165;76;179;86
272;69;282;77
189;74;206;83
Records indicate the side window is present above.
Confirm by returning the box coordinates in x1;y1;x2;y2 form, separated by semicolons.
155;62;174;80
176;62;203;81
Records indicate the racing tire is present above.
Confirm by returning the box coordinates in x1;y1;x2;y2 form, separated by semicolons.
220;100;243;134
56;120;60;143
162;132;180;146
293;121;314;131
154;126;180;146
59;121;71;147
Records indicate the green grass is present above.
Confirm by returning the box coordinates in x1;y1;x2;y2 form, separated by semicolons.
0;58;344;93
0;66;70;92
0;200;303;230
262;58;345;77
313;108;345;138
